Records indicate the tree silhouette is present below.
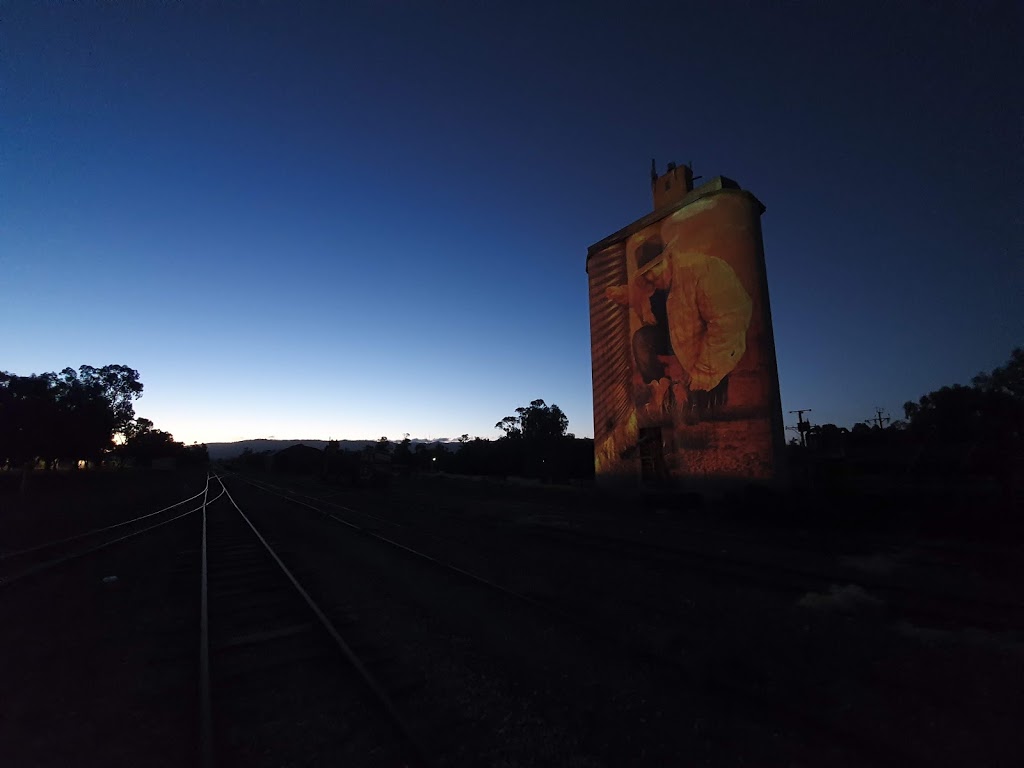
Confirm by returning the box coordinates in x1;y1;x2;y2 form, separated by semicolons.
392;435;413;471
119;424;177;465
492;400;578;480
972;347;1024;401
0;364;181;475
902;349;1023;482
0;372;58;468
495;399;569;442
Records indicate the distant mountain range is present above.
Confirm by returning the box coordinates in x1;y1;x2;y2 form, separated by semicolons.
205;438;458;460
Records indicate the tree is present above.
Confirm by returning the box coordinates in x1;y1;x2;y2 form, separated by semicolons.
493;399;574;480
972;347;1024;401
64;365;143;437
119;423;180;466
902;349;1024;482
495;399;569;443
392;434;413;470
180;443;209;467
0;363;145;473
54;369;116;464
0;372;60;469
494;416;521;439
122;417;155;443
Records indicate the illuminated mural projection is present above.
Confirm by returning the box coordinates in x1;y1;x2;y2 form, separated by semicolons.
587;166;785;487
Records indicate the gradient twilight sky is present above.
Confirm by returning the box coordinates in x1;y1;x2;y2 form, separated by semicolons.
3;2;1021;444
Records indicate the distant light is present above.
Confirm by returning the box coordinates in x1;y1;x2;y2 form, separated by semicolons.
432;457;436;461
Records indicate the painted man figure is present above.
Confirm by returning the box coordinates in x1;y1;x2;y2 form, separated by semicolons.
609;201;753;420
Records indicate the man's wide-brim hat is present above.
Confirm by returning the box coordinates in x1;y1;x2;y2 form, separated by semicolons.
660;196;718;247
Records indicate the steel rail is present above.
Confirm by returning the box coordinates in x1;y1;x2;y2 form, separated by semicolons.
237;476;491;561
0;482;210;561
247;477;555;610
237;474;1024;622
198;472;214;768
237;475;843;612
237;474;910;767
0;491;220;590
213;475;434;768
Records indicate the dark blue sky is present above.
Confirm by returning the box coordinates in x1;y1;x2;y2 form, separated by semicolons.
4;1;1021;443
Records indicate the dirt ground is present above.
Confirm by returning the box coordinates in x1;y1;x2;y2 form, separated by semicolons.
0;468;204;553
245;471;1024;766
0;470;205;768
1;468;1020;766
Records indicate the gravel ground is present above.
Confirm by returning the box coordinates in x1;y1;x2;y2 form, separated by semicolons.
0;469;205;554
204;488;409;767
238;471;1024;767
2;470;1020;766
0;508;200;768
226;477;866;766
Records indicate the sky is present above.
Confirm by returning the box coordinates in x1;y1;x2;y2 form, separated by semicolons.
3;1;1021;444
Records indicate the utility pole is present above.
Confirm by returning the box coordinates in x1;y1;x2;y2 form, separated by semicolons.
868;407;891;430
787;409;812;448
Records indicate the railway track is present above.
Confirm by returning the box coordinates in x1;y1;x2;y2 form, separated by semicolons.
3;473;443;766
232;473;1024;632
231;475;1024;763
200;474;435;767
228;472;922;767
0;477;215;589
6;469;1014;764
233;471;1024;765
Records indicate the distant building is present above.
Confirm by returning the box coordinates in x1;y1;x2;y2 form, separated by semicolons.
587;163;785;489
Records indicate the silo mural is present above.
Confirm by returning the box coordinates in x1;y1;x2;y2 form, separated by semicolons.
587;171;785;488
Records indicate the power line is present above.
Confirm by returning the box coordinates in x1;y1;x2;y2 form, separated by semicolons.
787;408;812;447
867;407;891;429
